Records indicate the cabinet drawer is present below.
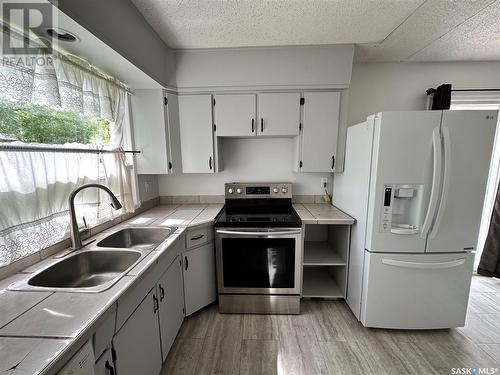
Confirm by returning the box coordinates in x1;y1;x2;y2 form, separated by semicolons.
185;226;213;249
93;304;116;359
94;348;114;375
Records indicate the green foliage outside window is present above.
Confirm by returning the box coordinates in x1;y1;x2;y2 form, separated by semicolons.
0;100;111;145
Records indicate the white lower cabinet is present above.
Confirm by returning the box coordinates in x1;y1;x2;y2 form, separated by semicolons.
182;242;217;316
157;255;185;361
113;288;163;375
94;348;115;375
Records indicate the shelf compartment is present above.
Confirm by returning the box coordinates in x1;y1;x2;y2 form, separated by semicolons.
302;267;344;298
303;241;346;266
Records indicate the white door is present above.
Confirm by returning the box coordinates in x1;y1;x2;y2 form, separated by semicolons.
214;94;256;137
157;256;185;361
258;93;300;136
178;94;215;173
426;110;498;252
365;111;442;253
183;243;217;316
165;92;183;174
361;251;474;329
113;288;162;375
131;89;169;174
300;92;340;172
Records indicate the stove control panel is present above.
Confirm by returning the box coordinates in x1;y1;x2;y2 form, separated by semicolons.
225;182;292;199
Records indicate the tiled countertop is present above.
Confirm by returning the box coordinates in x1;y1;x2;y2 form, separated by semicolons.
0;204;222;375
293;203;355;225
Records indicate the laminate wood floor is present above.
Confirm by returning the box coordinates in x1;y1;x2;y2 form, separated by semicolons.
162;276;500;375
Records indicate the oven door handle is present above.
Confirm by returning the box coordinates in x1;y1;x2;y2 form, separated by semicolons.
216;229;301;236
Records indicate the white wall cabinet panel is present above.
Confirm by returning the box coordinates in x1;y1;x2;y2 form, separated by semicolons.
157;255;185;361
178;94;215;173
132;89;181;174
214;94;256;137
182;242;217;316
258;93;300;136
299;92;341;172
165;92;183;174
113;288;162;375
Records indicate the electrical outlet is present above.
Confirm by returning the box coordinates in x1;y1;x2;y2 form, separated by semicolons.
320;177;328;188
145;181;151;193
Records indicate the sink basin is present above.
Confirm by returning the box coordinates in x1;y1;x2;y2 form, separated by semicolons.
28;250;141;289
96;227;175;249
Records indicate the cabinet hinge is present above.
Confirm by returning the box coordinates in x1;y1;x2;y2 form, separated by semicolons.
111;348;117;362
168;161;173;170
213;98;216;106
299;123;302;131
299;160;303;168
213;124;216;132
300;97;305;105
164;97;168;105
182;307;185;315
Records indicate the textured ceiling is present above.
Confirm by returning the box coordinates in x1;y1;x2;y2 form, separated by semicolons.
132;0;500;62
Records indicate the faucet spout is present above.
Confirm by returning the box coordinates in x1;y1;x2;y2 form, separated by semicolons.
69;183;122;250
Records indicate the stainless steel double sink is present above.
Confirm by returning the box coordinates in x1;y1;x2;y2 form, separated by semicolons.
10;226;177;293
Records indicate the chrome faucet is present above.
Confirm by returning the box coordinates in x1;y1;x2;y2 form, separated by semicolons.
69;183;122;250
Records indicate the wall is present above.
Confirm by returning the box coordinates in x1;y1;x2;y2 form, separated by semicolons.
348;61;500;125
52;0;176;88
158;138;331;196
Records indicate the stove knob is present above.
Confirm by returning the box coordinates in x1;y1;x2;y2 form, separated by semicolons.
281;187;288;194
228;188;234;194
236;188;242;194
273;187;279;194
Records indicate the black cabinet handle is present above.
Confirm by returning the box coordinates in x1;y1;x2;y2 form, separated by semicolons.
260;118;264;132
331;155;335;170
153;294;159;314
159;284;165;302
209;156;212;170
184;255;189;270
105;360;115;375
251;118;254;133
190;234;204;241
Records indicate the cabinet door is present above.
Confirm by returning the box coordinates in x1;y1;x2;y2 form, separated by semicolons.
131;89;170;174
183;242;217;316
158;256;185;361
258;93;300;136
165;92;183;174
300;92;340;172
214;94;256;137
178;94;215;173
94;348;115;375
113;288;162;375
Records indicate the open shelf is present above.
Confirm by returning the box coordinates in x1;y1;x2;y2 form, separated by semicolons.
303;241;346;266
302;268;344;298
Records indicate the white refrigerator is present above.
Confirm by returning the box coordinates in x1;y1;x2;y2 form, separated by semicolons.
334;110;498;329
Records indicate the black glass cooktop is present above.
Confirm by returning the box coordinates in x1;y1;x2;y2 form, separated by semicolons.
214;198;302;228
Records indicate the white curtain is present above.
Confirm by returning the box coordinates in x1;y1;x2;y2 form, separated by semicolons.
0;36;136;266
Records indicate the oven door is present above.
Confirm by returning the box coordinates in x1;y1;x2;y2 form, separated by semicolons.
215;228;302;295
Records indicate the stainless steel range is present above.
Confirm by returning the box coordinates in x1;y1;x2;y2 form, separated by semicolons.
214;182;302;314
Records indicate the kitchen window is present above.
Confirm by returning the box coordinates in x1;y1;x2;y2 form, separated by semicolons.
0;27;138;267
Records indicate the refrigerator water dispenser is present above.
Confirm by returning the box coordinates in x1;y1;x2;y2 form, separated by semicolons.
380;184;423;235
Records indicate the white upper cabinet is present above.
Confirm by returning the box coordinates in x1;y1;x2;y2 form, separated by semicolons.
298;92;340;172
214;94;256;137
178;94;215;173
131;89;181;174
257;93;301;136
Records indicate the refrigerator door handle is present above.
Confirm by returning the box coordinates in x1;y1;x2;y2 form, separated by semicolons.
421;127;443;238
430;126;451;238
382;258;466;270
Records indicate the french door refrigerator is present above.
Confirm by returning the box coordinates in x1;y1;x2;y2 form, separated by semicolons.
334;110;498;329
